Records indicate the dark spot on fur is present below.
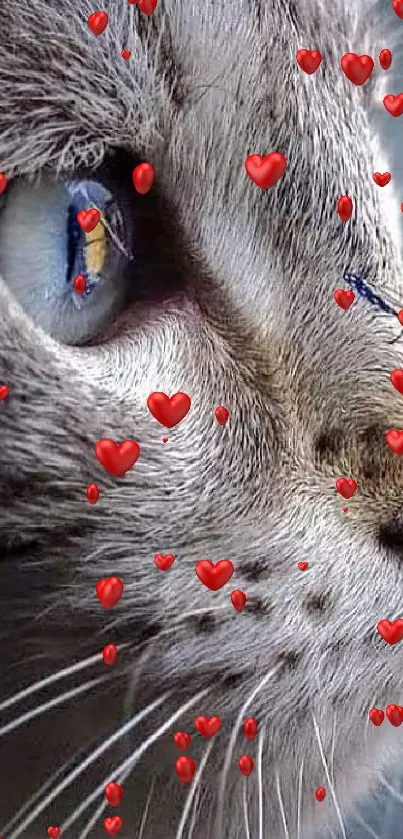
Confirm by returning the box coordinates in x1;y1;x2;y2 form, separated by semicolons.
379;519;403;558
242;559;268;583
303;591;331;615
221;672;245;691
314;429;345;465
276;650;302;670
246;596;272;616
188;612;217;634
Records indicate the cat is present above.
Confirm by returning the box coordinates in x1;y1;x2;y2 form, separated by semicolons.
1;0;403;837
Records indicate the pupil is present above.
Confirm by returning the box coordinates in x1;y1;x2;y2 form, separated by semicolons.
66;203;82;283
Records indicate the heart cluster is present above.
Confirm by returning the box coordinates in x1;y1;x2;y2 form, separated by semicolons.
369;706;403;727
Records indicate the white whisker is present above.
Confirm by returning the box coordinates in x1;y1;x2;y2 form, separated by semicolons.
65;688;211;838
0;676;105;738
257;726;265;839
138;777;156;839
175;740;214;839
243;780;251;839
353;810;382;839
187;777;203;839
312;713;347;839
330;712;336;786
6;692;170;839
380;775;403;805
275;771;290;839
297;758;304;839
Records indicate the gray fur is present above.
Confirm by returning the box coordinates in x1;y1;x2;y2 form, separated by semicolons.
1;0;403;836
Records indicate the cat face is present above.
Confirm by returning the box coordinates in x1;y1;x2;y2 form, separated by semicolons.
1;0;403;837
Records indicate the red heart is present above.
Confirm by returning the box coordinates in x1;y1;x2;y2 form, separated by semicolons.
398;310;403;324
104;782;124;807
296;49;322;74
297;561;309;571
174;731;191;749
243;717;258;740
88;11;109;36
96;577;124;609
239;755;254;776
340;53;374;86
195;559;234;591
372;172;391;187
147;392;191;428
337;195;353;221
377;619;403;645
195;716;221;737
95;439;140;477
392;0;403;18
175;756;196;783
74;274;87;295
336;478;357;499
132;163;155;194
383;94;403;117
385;429;403;455
0;172;7;195
0;385;10;400
76;208;101;232
315;786;326;802
215;405;229;425
386;704;403;726
121;49;131;59
104;816;123;835
379;48;392;70
47;829;61;839
368;707;385;726
86;483;100;504
138;0;158;13
154;553;176;571
245;152;287;190
102;644;118;665
333;289;355;310
391;369;403;395
231;590;247;612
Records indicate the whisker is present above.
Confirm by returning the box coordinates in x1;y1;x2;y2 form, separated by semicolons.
64;688;211;838
330;712;337;786
312;712;347;839
0;676;105;739
379;776;403;806
187;777;203;839
297;758;304;839
5;692;171;839
353;810;382;839
175;740;214;839
138;777;156;839
243;780;251;839
257;726;265;839
275;772;290;839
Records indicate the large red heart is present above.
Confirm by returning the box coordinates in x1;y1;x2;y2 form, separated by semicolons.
0;384;10;400
390;369;403;395
372;172;391;187
95;439;140;477
340;53;374;86
96;577;124;609
383;94;403;117
335;478;357;499
88;11;109;36
377;619;403;645
368;707;384;726
385;429;403;455
386;704;403;726
296;49;322;74
104;816;123;835
175;756;196;783
138;0;158;15
154;553;176;571
195;559;234;591
195;716;222;737
47;829;61;839
76;208;101;232
147;392;191;428
333;289;355;310
392;0;403;19
245;152;287;189
104;782;124;806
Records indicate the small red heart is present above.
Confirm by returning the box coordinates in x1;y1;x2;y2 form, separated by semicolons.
386;704;403;726
336;477;357;499
315;786;326;802
392;0;403;19
174;731;191;750
342;507;349;513
398;310;403;324
95;439;140;477
245;152;287;190
195;559;234;591
195;716;221;737
239;755;254;776
391;369;403;395
74;274;87;295
76;208;101;232
0;385;10;400
88;11;109;36
369;707;385;726
379;48;393;70
138;0;158;13
377;619;403;645
86;483;100;504
96;577;124;609
102;644;118;665
104;782;124;807
243;717;258;740
175;756;196;783
333;289;355;310
296;49;322;74
215;405;229;425
162;436;168;442
133;163;155;194
297;561;309;571
340;53;374;86
147;391;191;428
337;195;353;221
231;590;247;612
47;829;61;839
104;816;123;835
154;553;176;571
385;429;403;455
372;172;391;187
121;49;131;59
0;172;8;195
383;93;403;117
